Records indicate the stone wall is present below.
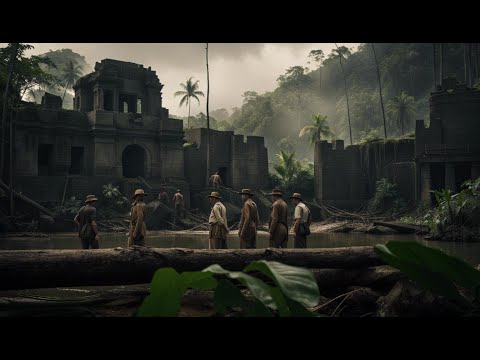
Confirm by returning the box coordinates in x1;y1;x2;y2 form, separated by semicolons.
184;128;269;191
314;139;415;210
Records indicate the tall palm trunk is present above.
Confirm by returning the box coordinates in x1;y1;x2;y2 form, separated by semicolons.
205;43;210;187
371;43;387;138
62;86;68;103
335;43;352;146
188;100;191;129
1;43;19;181
432;43;437;90
439;43;443;84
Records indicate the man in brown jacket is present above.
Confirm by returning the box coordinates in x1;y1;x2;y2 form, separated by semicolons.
128;189;147;247
74;194;100;249
238;188;259;249
208;191;228;249
268;189;288;248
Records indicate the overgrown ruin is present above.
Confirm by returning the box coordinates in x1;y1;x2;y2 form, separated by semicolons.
314;76;480;210
11;59;269;209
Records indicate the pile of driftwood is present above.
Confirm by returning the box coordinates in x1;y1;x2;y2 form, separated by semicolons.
0;247;467;317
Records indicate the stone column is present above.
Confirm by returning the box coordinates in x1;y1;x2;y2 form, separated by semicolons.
420;163;432;206
113;88;119;112
445;163;456;192
99;89;104;110
471;163;480;180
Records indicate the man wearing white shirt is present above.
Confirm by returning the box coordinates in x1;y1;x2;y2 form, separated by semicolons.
290;192;311;248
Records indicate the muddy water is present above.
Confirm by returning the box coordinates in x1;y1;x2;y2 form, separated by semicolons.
2;231;480;265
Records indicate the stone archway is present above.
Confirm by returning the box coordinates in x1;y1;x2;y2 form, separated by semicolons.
122;144;146;178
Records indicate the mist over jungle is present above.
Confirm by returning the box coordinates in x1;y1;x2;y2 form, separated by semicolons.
11;43;474;164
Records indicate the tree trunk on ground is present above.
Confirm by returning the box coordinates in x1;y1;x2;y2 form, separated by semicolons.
0;246;384;290
0;179;55;217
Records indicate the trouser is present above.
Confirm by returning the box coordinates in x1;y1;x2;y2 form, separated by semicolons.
209;223;227;249
128;234;146;247
212;182;220;189
269;223;288;248
209;237;227;249
240;227;257;249
81;237;99;249
175;204;184;218
293;233;307;248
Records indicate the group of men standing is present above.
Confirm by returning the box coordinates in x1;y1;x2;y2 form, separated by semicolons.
207;188;311;250
74;185;311;250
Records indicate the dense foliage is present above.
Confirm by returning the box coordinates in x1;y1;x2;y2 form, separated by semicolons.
368;178;406;215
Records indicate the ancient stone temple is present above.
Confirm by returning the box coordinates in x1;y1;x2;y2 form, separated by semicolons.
12;59;270;205
14;59;186;202
415;76;480;205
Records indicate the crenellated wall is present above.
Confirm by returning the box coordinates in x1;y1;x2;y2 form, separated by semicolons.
314;138;415;210
184;128;269;191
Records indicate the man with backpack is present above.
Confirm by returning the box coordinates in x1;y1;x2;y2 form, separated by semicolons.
290;193;311;248
74;194;100;249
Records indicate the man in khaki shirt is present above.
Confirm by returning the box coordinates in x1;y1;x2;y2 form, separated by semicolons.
268;189;288;248
208;191;228;249
172;190;184;219
209;172;222;189
128;189;147;247
238;188;259;249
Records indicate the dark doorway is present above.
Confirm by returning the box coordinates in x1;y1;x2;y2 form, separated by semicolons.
104;90;113;111
69;147;84;175
455;162;471;191
38;144;54;176
218;167;227;187
430;163;445;205
122;145;145;178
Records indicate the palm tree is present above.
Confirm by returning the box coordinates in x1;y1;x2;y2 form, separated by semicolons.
299;113;333;145
174;77;205;129
371;43;387;138
332;44;353;146
273;150;300;186
386;91;416;135
61;60;83;104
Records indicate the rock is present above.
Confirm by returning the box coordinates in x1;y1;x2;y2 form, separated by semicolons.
376;279;462;317
145;200;173;230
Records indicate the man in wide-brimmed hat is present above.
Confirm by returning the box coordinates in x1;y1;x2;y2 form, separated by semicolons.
74;194;100;249
128;189;147;247
290;192;311;248
268;189;288;248
238;189;259;249
208;191;229;249
172;189;184;220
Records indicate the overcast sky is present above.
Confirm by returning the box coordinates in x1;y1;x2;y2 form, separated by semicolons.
24;43;359;117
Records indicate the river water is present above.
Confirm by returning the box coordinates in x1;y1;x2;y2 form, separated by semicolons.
2;231;480;265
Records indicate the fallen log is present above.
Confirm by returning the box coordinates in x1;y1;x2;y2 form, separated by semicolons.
0;180;55;218
0;246;383;290
373;221;429;234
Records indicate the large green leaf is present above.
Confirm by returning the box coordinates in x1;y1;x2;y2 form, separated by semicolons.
203;264;277;310
374;242;474;306
377;241;480;289
137;268;185;317
180;271;217;290
246;300;274;317
243;260;320;308
214;279;248;315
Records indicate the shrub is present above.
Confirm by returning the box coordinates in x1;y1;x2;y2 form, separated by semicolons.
368;178;406;215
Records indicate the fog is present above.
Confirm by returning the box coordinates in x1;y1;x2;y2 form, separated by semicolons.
22;43;358;116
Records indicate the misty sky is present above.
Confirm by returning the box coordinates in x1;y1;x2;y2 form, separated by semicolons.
25;43;359;117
